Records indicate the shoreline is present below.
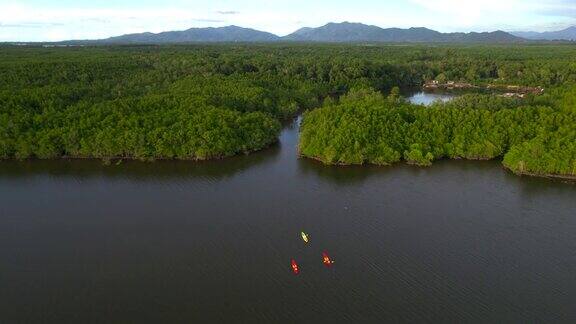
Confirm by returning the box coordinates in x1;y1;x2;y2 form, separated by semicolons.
423;81;544;97
0;139;281;164
299;152;576;182
503;166;576;182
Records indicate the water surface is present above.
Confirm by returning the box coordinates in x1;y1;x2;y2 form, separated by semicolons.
1;118;575;323
407;91;456;105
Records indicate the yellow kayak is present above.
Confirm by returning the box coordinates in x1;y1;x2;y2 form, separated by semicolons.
301;231;309;243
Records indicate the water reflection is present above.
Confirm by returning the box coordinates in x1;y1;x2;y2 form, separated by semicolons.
0;144;280;181
298;158;394;185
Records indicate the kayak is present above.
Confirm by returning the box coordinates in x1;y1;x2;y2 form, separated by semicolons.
322;251;334;267
301;231;309;243
291;259;300;274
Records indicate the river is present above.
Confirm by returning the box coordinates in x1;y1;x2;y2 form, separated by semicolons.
0;93;575;322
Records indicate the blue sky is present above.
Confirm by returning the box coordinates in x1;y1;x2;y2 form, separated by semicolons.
1;0;575;41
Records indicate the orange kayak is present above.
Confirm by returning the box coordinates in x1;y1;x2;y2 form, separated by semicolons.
322;251;334;267
291;259;300;274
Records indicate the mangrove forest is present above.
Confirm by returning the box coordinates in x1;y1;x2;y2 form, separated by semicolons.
1;44;575;179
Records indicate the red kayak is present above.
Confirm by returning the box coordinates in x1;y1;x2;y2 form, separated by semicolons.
291;259;300;275
322;251;334;267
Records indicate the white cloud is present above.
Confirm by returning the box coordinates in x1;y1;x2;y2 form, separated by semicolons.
0;3;220;41
0;0;575;41
408;0;576;31
216;11;240;15
410;0;521;28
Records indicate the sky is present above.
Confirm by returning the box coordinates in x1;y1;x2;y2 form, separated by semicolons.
1;0;575;42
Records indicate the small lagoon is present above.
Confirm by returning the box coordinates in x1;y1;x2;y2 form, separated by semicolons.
407;91;457;106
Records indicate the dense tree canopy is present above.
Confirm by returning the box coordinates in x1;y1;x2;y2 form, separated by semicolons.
300;87;576;178
1;44;575;178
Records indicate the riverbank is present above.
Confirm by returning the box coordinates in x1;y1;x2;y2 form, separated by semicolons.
504;167;576;182
423;80;544;98
300;152;576;182
0;137;281;163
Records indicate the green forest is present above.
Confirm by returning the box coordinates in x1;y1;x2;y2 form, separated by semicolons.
299;88;576;178
1;44;575;178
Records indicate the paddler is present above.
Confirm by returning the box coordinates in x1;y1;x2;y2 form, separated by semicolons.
291;259;300;274
322;251;334;266
301;231;309;243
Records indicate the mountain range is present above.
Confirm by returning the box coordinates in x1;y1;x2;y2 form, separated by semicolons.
512;26;576;41
283;22;522;43
61;22;576;44
104;25;278;43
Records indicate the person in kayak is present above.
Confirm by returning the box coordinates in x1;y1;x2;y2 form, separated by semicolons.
322;251;334;266
301;231;309;243
291;259;300;274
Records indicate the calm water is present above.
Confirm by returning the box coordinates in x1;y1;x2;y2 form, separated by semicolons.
408;91;456;105
1;109;575;322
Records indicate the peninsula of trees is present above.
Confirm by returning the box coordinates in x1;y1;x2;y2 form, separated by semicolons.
299;88;576;179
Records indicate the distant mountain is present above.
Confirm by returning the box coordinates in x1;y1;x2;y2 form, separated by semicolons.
445;30;524;43
99;25;279;44
283;23;444;42
283;22;524;43
512;26;576;41
63;22;526;44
